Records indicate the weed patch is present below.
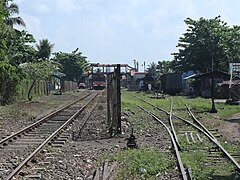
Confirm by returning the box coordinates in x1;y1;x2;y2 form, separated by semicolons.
107;148;174;180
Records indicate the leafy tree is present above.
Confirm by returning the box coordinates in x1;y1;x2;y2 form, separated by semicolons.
0;1;8;59
6;30;36;65
157;60;173;74
172;16;240;73
3;0;25;28
22;61;55;101
36;39;54;60
52;51;90;87
0;1;24;105
0;61;22;105
146;62;158;77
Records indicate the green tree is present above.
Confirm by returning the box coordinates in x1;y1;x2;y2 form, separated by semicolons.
6;30;36;65
52;51;90;87
172;16;240;73
0;61;22;105
3;0;25;28
0;1;24;105
146;62;158;77
22;61;55;101
0;1;8;59
36;39;54;60
157;60;173;74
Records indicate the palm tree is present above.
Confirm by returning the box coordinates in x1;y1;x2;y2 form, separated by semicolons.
147;62;157;76
36;39;54;60
3;0;25;28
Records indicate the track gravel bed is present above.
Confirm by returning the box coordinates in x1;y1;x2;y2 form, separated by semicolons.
1;90;239;179
0;91;89;140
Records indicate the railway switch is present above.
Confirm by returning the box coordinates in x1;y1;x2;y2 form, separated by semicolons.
126;128;137;148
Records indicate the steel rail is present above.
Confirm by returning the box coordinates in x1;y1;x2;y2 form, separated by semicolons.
185;105;240;172
140;99;240;171
74;90;105;140
185;105;216;140
0;92;93;145
6;92;100;180
173;112;240;172
137;105;188;180
169;98;182;150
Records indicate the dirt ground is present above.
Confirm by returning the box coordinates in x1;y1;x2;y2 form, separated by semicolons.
0;91;239;179
219;113;240;144
199;111;240;144
1;91;239;144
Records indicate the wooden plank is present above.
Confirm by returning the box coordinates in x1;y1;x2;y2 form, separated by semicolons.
93;168;100;180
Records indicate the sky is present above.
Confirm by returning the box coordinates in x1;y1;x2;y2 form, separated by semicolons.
15;0;240;70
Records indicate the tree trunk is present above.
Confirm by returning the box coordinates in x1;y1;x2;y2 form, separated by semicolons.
28;80;36;101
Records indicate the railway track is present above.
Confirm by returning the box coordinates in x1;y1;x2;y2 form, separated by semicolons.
0;91;103;179
137;97;240;179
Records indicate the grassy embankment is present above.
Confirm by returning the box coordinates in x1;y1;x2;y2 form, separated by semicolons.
108;90;240;180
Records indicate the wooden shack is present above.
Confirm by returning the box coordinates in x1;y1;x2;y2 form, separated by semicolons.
193;71;230;98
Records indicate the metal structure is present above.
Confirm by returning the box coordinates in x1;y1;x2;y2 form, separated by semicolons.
89;63;131;90
91;63;132;74
229;63;240;100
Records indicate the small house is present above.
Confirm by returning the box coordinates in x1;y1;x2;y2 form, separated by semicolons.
192;71;230;98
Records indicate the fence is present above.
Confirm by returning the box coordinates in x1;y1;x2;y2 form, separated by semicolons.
18;80;47;100
107;64;121;135
17;79;78;100
62;80;78;93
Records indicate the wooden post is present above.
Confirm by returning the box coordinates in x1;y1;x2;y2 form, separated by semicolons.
91;65;94;89
112;76;116;133
107;73;112;134
116;64;121;134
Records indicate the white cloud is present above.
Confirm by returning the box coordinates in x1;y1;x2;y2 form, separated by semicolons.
15;0;26;3
14;0;240;64
22;14;42;35
54;0;82;13
35;3;49;14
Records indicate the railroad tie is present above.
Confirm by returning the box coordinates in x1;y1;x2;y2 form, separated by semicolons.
189;132;196;143
185;132;190;144
196;133;203;142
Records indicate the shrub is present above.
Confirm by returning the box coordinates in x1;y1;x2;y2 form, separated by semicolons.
0;61;22;105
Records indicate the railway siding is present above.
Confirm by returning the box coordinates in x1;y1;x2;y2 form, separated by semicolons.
132;93;240;179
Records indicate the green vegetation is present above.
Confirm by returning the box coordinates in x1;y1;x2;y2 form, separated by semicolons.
0;61;23;105
52;51;90;88
22;61;55;101
121;91;240;180
36;39;54;60
3;0;25;28
44;145;58;153
122;90;240;129
0;0;90;105
181;151;236;179
121;91;138;111
1;91;80;120
143;16;240;80
172;16;240;73
107;148;174;180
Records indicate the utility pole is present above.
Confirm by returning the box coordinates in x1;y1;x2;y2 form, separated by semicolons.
136;61;139;72
210;55;217;113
